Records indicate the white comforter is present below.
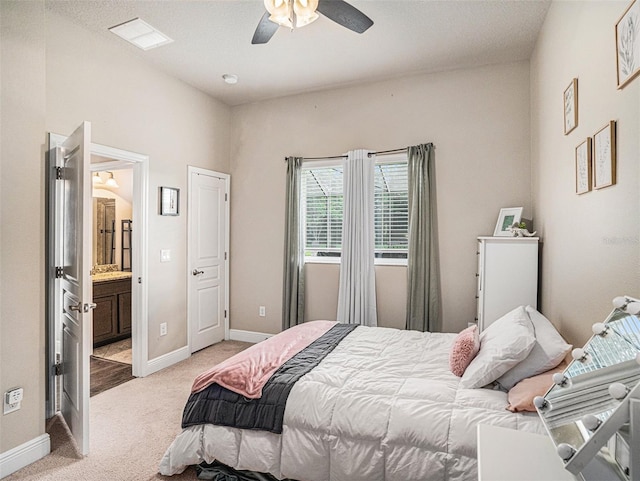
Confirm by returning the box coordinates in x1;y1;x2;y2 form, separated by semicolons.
159;326;544;480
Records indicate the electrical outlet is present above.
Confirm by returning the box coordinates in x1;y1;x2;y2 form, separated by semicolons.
160;322;167;336
4;387;23;415
259;306;266;317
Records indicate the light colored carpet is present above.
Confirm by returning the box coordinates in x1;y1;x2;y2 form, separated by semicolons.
5;340;250;481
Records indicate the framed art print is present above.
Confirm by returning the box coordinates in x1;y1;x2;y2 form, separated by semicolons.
160;186;180;215
593;121;617;190
616;0;640;89
564;78;578;135
575;138;592;195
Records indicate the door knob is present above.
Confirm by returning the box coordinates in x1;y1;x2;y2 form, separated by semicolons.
192;269;204;276
83;302;97;313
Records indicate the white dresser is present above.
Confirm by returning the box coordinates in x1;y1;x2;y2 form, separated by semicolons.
476;236;539;331
477;425;580;481
477;425;625;481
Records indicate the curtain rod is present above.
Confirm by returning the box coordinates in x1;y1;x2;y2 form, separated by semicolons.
285;147;408;162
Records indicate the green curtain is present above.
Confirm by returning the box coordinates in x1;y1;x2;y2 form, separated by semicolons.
282;157;305;330
406;143;441;332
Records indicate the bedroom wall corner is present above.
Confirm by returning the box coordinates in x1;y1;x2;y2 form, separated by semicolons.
0;0;48;462
530;0;640;346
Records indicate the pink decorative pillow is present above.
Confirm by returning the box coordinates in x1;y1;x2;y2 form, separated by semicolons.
449;325;480;377
506;361;568;412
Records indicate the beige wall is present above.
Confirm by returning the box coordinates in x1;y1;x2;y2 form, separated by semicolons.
0;3;231;455
230;61;532;335
45;12;232;359
304;264;407;330
531;1;640;346
0;0;47;454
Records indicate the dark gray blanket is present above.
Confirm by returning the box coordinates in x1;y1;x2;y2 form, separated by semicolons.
182;323;357;434
196;461;296;481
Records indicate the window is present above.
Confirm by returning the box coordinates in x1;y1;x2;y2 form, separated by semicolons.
302;165;343;258
302;155;408;263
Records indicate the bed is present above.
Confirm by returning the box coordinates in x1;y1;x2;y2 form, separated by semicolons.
159;307;567;481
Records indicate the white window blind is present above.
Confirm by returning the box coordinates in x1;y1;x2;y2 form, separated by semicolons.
302;166;343;257
302;158;408;260
374;162;408;258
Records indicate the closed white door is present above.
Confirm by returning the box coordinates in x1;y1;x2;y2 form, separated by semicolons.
56;121;93;455
188;167;229;353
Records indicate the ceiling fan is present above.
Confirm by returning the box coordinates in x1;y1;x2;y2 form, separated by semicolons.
252;0;374;44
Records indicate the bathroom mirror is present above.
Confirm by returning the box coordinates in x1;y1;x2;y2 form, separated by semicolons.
537;296;640;478
94;197;116;266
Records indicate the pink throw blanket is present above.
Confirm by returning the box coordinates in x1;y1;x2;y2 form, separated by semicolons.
191;320;337;398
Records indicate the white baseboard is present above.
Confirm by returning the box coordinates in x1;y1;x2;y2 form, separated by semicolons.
229;329;273;343
144;345;190;376
0;434;50;479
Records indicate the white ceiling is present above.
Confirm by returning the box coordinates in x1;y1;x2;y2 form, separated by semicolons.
47;0;551;106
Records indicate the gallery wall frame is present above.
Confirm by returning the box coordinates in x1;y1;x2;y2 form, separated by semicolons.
616;0;640;89
593;121;617;190
564;78;578;135
575;138;592;195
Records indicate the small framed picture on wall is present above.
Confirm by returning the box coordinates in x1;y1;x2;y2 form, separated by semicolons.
575;138;592;195
592;121;617;190
160;186;180;215
563;78;578;135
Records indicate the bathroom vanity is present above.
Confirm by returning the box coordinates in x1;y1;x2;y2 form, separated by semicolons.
92;271;132;347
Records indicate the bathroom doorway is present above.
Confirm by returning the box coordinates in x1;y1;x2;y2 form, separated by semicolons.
90;166;135;396
47;132;150;433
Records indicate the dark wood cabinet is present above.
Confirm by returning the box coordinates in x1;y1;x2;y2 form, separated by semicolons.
93;277;132;347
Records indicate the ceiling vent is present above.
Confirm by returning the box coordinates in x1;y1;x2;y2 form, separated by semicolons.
109;18;173;51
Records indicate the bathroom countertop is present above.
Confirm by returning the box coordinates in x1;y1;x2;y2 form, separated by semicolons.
92;271;132;283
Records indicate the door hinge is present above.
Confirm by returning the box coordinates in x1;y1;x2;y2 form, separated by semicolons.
225;193;228;202
54;166;63;180
55;266;64;278
224;252;227;261
53;362;63;376
224;309;227;318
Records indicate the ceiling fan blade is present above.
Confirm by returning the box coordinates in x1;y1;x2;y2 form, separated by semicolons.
252;12;279;44
316;0;373;34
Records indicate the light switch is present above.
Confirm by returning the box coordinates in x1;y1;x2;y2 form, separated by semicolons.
160;249;171;262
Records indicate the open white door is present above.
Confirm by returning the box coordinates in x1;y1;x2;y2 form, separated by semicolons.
188;167;229;353
55;121;93;455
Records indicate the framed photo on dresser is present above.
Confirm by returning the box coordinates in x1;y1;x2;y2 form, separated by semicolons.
493;207;523;236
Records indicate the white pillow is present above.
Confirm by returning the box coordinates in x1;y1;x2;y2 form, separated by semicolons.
460;306;536;389
496;306;572;390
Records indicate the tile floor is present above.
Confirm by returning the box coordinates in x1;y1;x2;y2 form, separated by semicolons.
93;338;132;364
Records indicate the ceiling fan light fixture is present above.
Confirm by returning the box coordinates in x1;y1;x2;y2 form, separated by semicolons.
264;0;292;28
293;0;319;27
264;0;319;29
